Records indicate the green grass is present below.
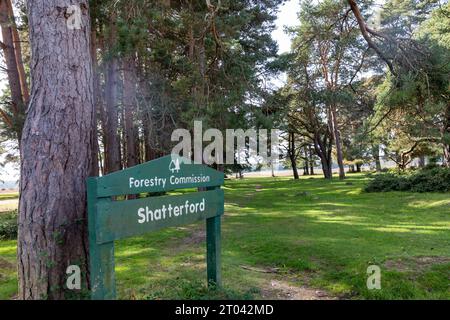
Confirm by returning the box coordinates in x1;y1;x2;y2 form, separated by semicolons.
0;240;17;299
0;174;449;300
0;193;19;201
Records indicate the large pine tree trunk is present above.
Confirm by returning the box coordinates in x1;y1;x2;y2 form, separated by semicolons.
18;0;95;299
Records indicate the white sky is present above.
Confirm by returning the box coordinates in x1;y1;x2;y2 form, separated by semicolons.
273;0;301;54
0;2;301;183
267;0;301;89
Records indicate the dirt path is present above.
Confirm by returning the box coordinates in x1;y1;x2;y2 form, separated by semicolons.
240;264;338;300
177;228;339;300
261;279;337;300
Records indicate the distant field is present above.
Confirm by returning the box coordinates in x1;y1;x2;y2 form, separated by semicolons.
0;193;19;213
0;193;19;201
0;175;449;300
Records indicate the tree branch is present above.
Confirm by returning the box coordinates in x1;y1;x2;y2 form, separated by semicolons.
347;0;396;75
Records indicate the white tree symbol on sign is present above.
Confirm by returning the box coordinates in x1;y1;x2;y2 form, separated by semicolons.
169;159;181;173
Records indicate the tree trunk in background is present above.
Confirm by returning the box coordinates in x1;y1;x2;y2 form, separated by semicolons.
90;22;100;177
119;108;125;168
320;157;332;179
143;110;155;162
309;145;315;175
18;0;94;299
104;13;121;173
289;154;300;180
303;162;309;176
330;105;345;180
372;144;382;172
123;56;138;168
91;25;107;175
271;160;275;177
442;104;450;167
290;155;299;179
303;146;309;176
0;0;24;137
443;146;450;168
314;136;332;179
288;132;299;179
7;0;29;104
417;156;425;168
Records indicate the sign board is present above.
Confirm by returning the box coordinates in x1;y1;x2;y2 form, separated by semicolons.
87;155;224;300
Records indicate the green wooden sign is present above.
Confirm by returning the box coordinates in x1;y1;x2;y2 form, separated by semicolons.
87;155;225;300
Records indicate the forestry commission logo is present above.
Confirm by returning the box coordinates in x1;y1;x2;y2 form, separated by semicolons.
169;158;181;174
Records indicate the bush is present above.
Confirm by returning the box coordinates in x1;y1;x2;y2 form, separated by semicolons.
409;167;450;192
0;209;18;240
365;167;450;193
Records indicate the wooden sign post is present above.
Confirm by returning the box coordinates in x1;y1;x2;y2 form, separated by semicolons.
87;155;225;300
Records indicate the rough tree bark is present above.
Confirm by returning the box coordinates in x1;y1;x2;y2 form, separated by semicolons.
18;0;95;299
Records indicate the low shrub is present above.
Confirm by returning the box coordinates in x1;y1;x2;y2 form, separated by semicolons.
409;167;450;192
0;209;18;240
365;167;450;193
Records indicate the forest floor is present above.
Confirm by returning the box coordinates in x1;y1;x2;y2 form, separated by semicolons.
0;174;449;300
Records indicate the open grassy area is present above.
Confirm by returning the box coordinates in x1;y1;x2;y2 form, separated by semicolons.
0;174;449;300
0;193;19;213
0;193;19;201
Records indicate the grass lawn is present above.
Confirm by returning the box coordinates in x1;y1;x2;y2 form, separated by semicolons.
0;193;19;201
0;174;449;300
